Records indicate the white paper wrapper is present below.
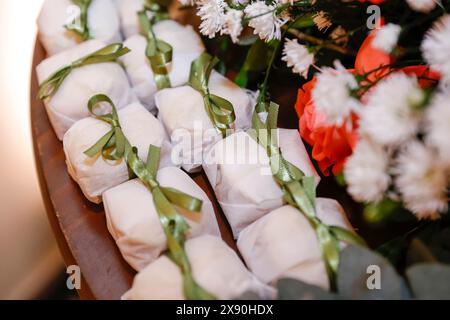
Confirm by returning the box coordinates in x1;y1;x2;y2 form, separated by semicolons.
155;71;254;172
203;130;319;238
122;235;276;300
63;102;173;204
121;20;205;112
38;0;122;56
103;167;221;271
116;0;144;38
237;199;354;290
36;40;136;140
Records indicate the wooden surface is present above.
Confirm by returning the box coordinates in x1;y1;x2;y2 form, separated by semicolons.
30;39;238;300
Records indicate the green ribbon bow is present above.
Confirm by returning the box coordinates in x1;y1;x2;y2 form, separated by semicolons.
83;94;130;161
65;0;92;41
138;2;172;90
126;146;216;300
189;53;236;137
250;102;366;289
38;43;130;100
83;94;215;300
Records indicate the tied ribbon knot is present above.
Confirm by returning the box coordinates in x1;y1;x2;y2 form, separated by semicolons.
189;53;236;137
138;1;172;90
38;43;130;100
83;94;215;300
251;102;366;289
65;0;92;41
83;94;129;161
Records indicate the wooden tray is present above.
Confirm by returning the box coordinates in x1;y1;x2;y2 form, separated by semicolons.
31;32;410;300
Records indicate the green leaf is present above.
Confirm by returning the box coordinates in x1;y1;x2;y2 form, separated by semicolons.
338;245;407;299
406;263;450;299
235;39;277;88
277;278;338;300
406;238;437;266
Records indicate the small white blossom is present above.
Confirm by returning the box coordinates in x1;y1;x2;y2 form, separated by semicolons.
281;39;314;78
360;73;425;147
313;11;332;32
422;15;450;85
394;141;448;220
244;1;288;42
372;23;401;54
344;138;391;203
197;0;226;38
425;91;450;165
221;9;243;43
406;0;437;12
312;61;361;126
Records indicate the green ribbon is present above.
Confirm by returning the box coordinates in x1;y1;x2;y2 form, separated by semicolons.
83;94;130;161
38;43;130;100
138;2;172;90
189;53;236;137
65;0;92;41
250;102;366;289
83;94;215;300
126;146;216;300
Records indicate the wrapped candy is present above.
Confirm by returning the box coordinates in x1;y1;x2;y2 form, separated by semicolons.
203;129;319;238
237;200;354;290
103;166;221;271
116;0;148;38
38;0;122;56
120;20;205;112
63;102;173;203
36;40;136;140
122;235;275;300
155;70;254;172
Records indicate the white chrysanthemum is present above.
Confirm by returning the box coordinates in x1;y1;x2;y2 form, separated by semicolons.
422;15;450;84
244;1;288;42
197;0;226;38
406;0;437;12
360;73;425;147
344;138;391;203
394;141;448;220
221;9;243;43
425;91;450;165
281;39;314;78
372;23;401;54
312;61;361;126
313;11;332;32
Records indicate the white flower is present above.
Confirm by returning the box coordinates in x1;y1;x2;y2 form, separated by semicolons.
312;61;361;126
221;9;243;43
281;39;314;78
406;0;437;13
422;15;450;84
344;138;391;203
372;23;401;54
394;141;448;220
197;0;226;39
244;1;288;42
425;91;450;165
313;11;332;32
360;73;425;147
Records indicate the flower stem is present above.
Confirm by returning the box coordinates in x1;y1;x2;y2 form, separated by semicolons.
284;27;355;56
